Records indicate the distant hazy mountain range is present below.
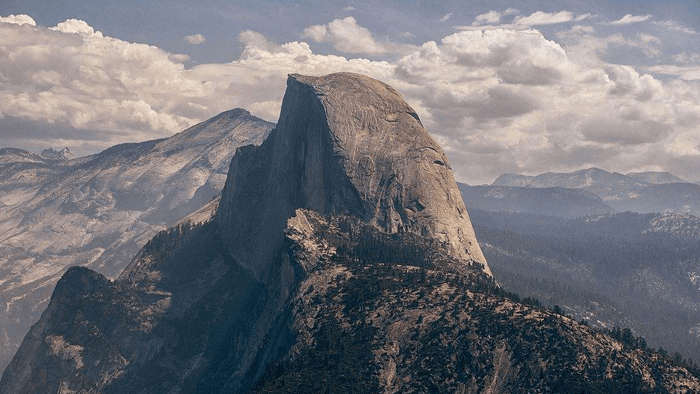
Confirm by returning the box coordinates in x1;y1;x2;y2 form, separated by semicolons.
458;184;615;219
468;209;700;364
462;167;700;217
0;109;273;373
459;167;700;363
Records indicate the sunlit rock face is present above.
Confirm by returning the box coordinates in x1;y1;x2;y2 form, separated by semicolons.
0;108;273;373
217;73;490;280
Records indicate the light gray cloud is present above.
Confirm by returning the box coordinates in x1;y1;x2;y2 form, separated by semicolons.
559;28;664;66
575;13;594;22
607;14;652;25
464;10;592;31
471;8;518;26
514;11;577;26
184;33;206;45
653;20;698;35
580;117;669;145
673;51;700;63
646;65;700;81
440;13;453;23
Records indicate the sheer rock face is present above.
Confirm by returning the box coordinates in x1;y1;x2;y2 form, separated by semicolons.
217;73;489;279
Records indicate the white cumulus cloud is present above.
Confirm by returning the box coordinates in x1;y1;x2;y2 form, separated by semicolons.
0;16;398;154
389;28;700;182
184;33;206;45
302;17;409;54
607;14;652;25
0;14;36;25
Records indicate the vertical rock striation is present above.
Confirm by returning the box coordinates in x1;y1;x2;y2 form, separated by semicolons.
217;73;490;280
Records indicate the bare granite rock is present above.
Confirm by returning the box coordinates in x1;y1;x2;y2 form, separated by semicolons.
217;73;490;280
0;108;273;374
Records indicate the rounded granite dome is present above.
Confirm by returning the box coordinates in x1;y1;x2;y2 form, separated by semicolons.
218;72;490;278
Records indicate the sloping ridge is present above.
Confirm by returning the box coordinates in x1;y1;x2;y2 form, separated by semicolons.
0;108;273;375
217;72;489;279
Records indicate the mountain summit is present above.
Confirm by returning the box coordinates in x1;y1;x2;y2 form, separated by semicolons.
40;147;74;161
0;108;273;373
217;73;489;280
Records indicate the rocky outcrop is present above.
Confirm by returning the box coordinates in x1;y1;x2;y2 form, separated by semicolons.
257;210;700;393
217;73;489;280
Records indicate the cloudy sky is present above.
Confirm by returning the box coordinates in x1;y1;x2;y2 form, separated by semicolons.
1;0;699;184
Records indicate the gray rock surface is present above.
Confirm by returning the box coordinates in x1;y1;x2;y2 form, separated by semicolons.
1;72;491;393
218;73;490;279
0;109;272;374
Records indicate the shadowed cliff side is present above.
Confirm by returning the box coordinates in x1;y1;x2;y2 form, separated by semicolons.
217;73;490;281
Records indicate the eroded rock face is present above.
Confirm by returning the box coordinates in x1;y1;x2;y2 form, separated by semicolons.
217;73;489;279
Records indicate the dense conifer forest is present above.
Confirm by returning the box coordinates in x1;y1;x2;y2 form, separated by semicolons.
469;209;700;364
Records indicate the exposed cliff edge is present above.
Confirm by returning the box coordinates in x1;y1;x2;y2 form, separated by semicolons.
217;73;490;280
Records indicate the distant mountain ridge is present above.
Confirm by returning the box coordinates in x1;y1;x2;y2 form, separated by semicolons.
458;183;615;218
627;171;688;185
0;108;273;373
494;168;690;188
492;167;700;216
40;147;74;161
